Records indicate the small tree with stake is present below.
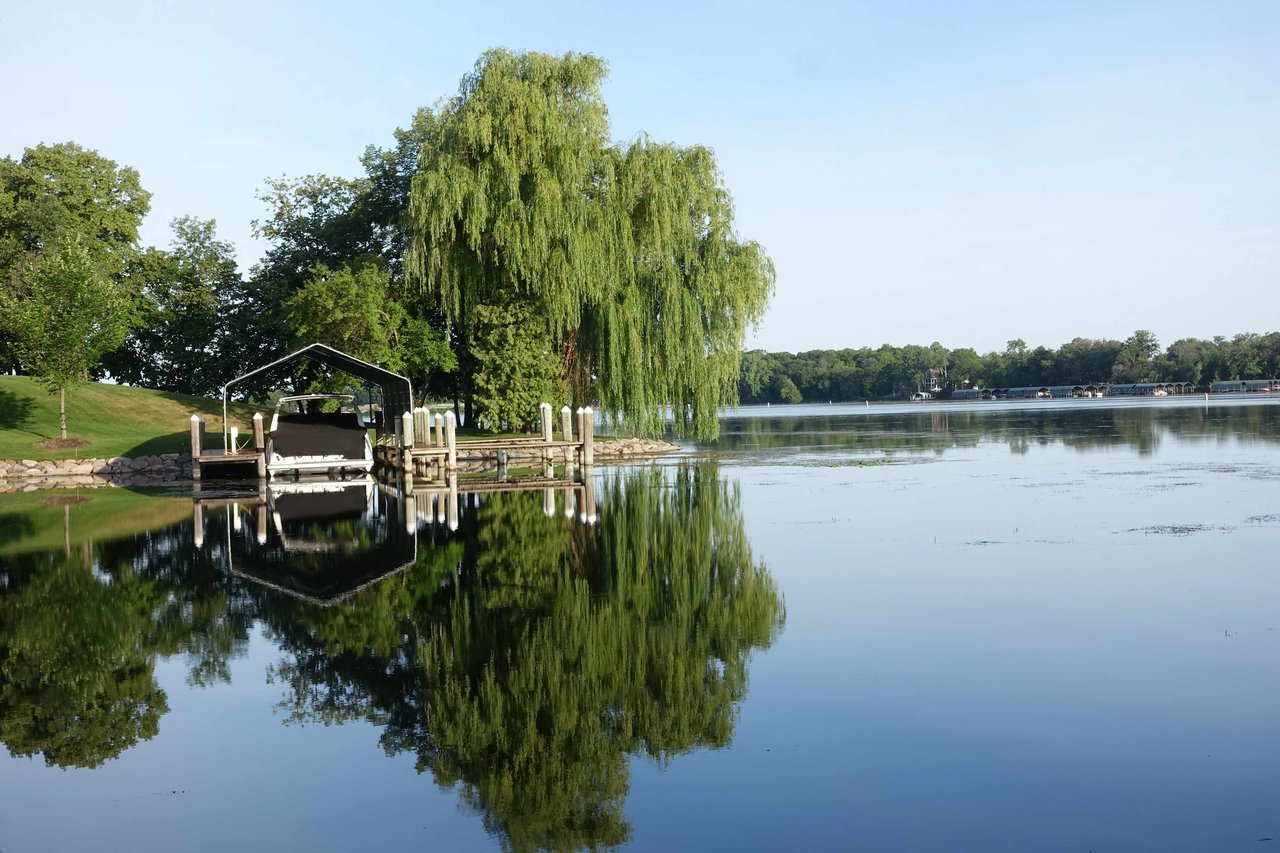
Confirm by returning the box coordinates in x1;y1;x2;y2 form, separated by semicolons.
0;236;132;441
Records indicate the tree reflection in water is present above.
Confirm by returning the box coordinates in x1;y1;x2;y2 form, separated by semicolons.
263;465;784;850
0;464;784;851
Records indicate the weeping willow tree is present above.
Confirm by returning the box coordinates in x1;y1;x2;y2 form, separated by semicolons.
407;49;773;438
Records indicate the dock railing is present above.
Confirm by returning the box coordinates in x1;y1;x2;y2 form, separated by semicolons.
385;402;593;478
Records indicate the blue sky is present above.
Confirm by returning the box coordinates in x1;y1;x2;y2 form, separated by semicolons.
2;1;1276;354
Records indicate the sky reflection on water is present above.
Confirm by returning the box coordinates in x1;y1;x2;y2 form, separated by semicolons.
1;399;1279;851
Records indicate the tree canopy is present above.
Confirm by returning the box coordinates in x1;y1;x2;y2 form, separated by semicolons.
407;49;774;437
0;236;132;438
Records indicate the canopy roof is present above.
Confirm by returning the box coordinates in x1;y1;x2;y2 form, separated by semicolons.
222;343;413;440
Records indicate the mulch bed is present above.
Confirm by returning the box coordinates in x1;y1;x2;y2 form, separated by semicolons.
35;438;92;450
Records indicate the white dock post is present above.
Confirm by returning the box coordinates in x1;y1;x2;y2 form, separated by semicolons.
252;413;266;478
583;406;594;467
561;405;573;442
444;411;457;473
434;412;444;448
540;402;553;466
402;411;415;472
190;415;205;481
575;407;586;465
229;426;239;452
543;487;555;517
256;505;268;544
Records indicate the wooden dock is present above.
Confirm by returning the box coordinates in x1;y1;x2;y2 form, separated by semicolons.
191;402;594;483
190;413;266;480
374;402;595;478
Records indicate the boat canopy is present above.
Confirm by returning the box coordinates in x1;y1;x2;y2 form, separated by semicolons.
222;343;413;447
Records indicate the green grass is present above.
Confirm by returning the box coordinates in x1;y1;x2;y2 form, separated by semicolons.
0;487;191;556
0;376;260;461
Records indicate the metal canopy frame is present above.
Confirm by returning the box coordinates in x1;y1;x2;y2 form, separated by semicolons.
221;343;413;449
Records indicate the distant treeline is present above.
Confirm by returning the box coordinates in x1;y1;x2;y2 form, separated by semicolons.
739;331;1280;404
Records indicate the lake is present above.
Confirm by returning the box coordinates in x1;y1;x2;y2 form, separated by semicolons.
1;397;1278;851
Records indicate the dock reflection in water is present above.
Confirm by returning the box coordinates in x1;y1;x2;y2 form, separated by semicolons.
0;465;783;851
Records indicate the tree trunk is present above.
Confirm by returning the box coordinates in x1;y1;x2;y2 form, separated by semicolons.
59;385;67;440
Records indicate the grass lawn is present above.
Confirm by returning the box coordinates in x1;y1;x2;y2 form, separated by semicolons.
0;376;261;461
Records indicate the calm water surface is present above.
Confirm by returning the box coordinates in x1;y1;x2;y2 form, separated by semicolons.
1;398;1278;851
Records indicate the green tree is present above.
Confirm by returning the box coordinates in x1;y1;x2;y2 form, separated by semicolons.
0;142;151;276
285;261;409;369
0;142;150;371
1112;330;1160;383
104;217;241;396
948;347;983;386
406;50;773;437
247;121;457;401
470;299;565;431
0;237;132;438
774;374;803;404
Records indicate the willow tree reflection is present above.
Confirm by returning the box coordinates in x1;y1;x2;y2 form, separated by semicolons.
264;465;784;851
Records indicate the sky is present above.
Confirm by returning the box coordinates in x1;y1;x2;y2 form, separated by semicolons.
2;1;1277;355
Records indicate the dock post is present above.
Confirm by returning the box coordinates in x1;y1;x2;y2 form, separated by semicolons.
252;412;266;478
444;411;457;473
583;406;594;467
401;411;414;473
540;402;553;462
575;408;585;465
190;415;205;481
414;408;426;446
230;426;239;452
434;412;444;448
563;404;578;445
543;487;555;517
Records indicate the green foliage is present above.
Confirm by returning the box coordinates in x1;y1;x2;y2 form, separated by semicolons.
261;465;784;850
0;142;150;372
737;330;1280;403
775;374;803;404
1111;329;1160;383
103;217;242;396
0;142;151;277
471;300;565;432
248;123;456;400
285;261;408;367
407;50;773;437
0;553;169;768
0;237;133;436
